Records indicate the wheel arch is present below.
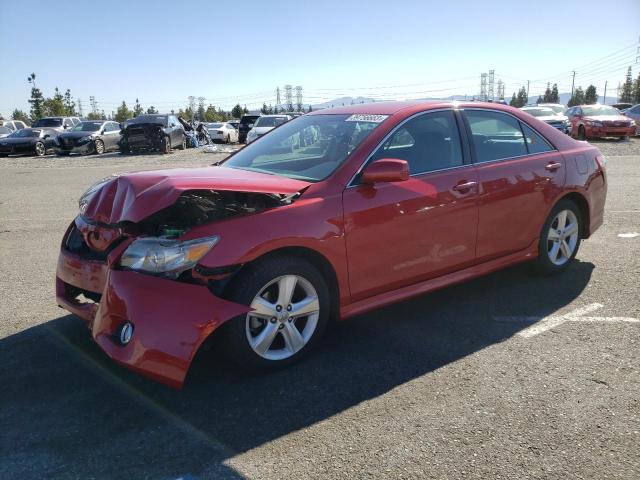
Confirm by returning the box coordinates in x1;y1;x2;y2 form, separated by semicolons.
556;191;591;238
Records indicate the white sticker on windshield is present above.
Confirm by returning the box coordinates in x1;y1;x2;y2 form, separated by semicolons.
345;114;388;123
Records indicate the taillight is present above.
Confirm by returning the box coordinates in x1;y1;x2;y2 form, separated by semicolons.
595;154;607;169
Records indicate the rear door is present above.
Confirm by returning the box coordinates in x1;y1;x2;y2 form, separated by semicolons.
343;109;479;301
461;109;565;262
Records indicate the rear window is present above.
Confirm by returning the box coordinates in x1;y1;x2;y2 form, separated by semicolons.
240;116;260;125
33;118;62;127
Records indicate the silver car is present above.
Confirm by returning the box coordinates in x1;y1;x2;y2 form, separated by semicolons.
623;104;640;135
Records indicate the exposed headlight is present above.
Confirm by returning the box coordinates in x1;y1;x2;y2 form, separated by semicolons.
629;120;636;126
119;235;219;277
78;176;117;214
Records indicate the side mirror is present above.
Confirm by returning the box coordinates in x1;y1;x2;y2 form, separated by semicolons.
63;125;69;129
43;134;50;139
361;158;409;184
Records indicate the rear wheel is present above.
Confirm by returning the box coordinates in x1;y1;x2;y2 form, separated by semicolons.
94;139;105;154
620;136;630;141
163;135;171;154
226;134;231;144
222;256;330;371
34;142;45;157
534;200;582;274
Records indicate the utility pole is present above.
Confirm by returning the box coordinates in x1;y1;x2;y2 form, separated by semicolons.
77;98;83;117
603;81;608;105
571;71;576;98
276;87;281;111
488;70;495;102
89;96;98;115
526;80;530;102
480;73;487;101
284;85;293;111
295;86;303;111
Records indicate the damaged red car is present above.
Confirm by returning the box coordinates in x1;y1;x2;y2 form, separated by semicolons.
56;102;607;388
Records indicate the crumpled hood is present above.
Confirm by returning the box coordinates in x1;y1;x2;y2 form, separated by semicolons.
59;131;99;140
81;166;310;225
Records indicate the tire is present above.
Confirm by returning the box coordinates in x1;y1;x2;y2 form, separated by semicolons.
163;135;171;154
57;152;71;157
94;139;105;155
180;136;187;150
577;126;586;140
226;134;231;144
34;142;46;157
620;136;630;141
119;144;130;154
534;199;582;275
222;255;330;371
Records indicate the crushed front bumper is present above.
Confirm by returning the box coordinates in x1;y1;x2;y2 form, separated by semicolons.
56;246;249;389
55;143;93;155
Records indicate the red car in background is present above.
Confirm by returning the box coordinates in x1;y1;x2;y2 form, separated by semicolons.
565;104;636;140
56;101;607;388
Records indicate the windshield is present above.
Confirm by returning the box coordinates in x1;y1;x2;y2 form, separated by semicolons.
582;106;620;116
32;118;62;127
223;114;386;181
255;117;288;128
544;105;565;114
72;122;102;132
523;108;555;117
10;128;40;138
129;115;166;125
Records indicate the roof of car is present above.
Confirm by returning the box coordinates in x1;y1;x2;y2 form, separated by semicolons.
307;100;519;116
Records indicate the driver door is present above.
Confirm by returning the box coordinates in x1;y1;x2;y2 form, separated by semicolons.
342;110;479;301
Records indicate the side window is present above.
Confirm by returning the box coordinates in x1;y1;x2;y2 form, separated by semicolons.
464;110;527;162
565;108;573;117
371;110;463;175
520;123;553;154
576;108;582;116
64;118;73;128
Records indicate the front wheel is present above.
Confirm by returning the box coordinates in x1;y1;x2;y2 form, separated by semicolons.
534;200;582;274
577;126;586;140
94;139;105;155
222;256;330;371
34;142;46;157
180;136;187;150
162;135;171;154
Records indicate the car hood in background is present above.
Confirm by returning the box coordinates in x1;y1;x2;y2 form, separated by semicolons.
0;137;38;146
59;131;99;140
253;127;275;135
81;166;311;225
583;115;631;123
537;115;567;122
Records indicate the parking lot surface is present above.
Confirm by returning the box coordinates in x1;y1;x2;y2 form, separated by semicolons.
1;141;639;479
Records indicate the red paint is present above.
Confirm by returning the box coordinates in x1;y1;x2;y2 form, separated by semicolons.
56;102;607;388
567;106;635;139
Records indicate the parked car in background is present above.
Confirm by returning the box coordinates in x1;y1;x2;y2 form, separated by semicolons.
611;103;633;112
621;104;640;135
521;106;570;134
246;114;291;144
55;101;606;388
56;120;122;155
227;119;240;130
32;116;77;132
0;119;28;131
0;128;58;156
0;126;13;138
206;122;239;143
566;105;636;140
238;114;260;143
119;114;187;154
537;103;566;115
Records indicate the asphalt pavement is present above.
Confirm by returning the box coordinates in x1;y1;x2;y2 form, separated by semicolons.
0;141;638;479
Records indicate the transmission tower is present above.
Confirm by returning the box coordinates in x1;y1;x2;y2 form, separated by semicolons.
480;73;487;101
197;96;205;120
496;80;505;100
488;70;495;101
284;85;293;111
188;96;196;114
295;86;303;111
77;98;83;117
89;96;98;115
276;87;281;111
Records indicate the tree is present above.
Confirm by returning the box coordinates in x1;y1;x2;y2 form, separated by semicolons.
619;67;633;103
42;87;66;116
509;92;518;107
267;104;274;114
133;98;144;117
28;86;45;120
114;101;132;122
584;85;598;104
307;105;313;113
632;73;640;104
509;87;528;108
11;109;30;125
181;106;194;121
146;106;158;114
260;103;269;114
542;83;552;102
567;86;585;107
243;105;249;114
86;112;103;120
231;103;243;119
63;89;76;116
550;83;559;103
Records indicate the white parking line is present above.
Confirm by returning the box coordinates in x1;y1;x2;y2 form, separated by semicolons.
494;303;639;338
618;232;639;238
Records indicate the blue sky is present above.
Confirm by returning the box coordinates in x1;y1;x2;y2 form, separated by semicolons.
1;0;639;117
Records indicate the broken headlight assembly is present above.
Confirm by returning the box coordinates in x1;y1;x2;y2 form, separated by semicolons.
119;235;219;277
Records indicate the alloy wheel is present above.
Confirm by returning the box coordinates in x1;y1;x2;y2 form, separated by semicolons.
95;140;104;154
35;142;45;156
546;209;579;266
245;274;320;361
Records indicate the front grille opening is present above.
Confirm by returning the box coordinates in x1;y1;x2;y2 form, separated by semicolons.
64;225;125;261
64;282;102;305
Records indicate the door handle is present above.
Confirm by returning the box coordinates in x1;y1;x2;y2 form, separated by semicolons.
452;181;477;192
545;162;562;172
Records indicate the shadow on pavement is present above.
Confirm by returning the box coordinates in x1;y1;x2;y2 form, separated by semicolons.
0;260;594;479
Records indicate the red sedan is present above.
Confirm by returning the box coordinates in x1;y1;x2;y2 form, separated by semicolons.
56;102;607;388
566;104;636;140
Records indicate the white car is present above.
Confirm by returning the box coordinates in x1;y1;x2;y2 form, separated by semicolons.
0;120;28;131
206;122;239;143
0;126;13;138
521;106;571;134
246;115;291;144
